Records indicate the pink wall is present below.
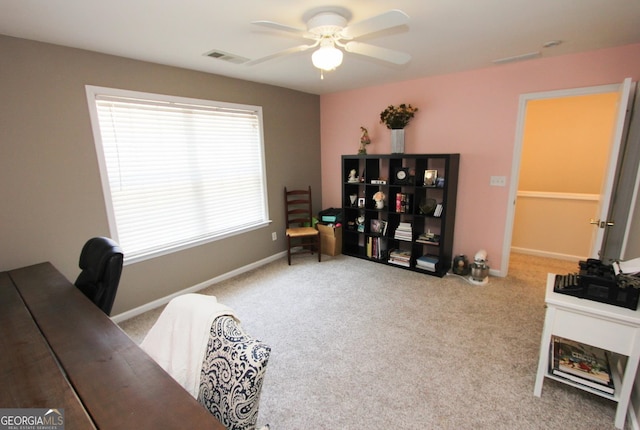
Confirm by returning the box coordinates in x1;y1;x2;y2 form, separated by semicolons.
320;43;640;273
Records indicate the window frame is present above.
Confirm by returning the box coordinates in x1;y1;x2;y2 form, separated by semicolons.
85;85;270;264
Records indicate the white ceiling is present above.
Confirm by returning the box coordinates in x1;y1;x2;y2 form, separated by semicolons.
2;0;639;95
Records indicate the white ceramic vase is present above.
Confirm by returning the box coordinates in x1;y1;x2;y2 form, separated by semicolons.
391;129;405;153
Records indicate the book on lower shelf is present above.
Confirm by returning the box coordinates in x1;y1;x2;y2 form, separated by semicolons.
416;254;439;272
367;236;388;260
550;337;615;394
388;249;411;267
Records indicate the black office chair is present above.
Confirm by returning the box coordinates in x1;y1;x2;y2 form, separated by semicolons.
74;237;124;316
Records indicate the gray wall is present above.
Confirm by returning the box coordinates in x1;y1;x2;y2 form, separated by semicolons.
0;35;321;314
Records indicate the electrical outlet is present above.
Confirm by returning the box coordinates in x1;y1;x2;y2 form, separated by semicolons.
271;232;277;241
490;176;507;187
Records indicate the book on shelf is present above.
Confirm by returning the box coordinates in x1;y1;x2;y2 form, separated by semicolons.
395;193;412;213
393;222;413;241
416;255;439;272
551;368;615;394
433;203;444;217
367;236;388;260
375;237;387;260
416;232;440;245
550;337;615;394
388;249;411;267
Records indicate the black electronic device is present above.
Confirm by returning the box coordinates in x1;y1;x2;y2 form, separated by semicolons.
554;259;640;310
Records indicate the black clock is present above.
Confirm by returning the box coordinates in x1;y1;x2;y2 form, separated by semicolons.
394;167;410;184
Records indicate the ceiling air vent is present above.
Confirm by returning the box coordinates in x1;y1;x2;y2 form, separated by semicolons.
492;51;541;65
204;49;249;64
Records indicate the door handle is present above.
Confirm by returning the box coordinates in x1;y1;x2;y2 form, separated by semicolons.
590;219;615;228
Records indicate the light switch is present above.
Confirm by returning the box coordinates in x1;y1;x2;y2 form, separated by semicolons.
490;176;507;187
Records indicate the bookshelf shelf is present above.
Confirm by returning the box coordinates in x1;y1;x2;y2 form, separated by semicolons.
341;154;459;277
534;273;640;429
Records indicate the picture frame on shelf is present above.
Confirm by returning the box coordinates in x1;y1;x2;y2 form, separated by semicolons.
358;197;365;208
424;170;437;186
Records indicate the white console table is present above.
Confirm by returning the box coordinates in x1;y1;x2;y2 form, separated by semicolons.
534;273;640;429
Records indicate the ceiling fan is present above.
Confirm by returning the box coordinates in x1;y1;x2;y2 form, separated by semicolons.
246;8;411;75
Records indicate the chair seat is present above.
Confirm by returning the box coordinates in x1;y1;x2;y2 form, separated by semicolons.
286;226;319;238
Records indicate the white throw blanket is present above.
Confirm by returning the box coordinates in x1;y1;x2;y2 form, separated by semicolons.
140;293;237;398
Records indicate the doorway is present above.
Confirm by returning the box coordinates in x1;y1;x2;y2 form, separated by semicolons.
512;92;619;260
502;80;634;276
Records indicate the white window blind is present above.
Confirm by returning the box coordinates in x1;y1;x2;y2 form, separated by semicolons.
86;86;269;263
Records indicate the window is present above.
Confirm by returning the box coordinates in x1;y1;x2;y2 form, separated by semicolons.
86;86;269;264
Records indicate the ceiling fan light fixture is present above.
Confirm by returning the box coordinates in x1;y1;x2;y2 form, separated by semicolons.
312;41;343;71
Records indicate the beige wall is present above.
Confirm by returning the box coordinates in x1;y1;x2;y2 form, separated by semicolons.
0;35;321;314
519;93;618;193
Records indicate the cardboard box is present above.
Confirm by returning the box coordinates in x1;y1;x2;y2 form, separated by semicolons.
317;223;342;256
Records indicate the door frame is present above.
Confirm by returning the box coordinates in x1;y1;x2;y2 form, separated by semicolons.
501;83;622;276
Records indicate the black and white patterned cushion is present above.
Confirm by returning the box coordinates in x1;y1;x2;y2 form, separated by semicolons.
197;316;271;430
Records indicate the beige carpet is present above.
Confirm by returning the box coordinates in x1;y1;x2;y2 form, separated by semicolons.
119;253;630;429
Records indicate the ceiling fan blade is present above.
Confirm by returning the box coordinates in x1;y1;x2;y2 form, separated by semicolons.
251;20;316;40
344;41;411;65
245;43;316;66
341;9;409;39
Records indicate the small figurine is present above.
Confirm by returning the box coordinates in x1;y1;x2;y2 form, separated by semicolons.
358;126;371;154
373;191;386;209
348;169;358;182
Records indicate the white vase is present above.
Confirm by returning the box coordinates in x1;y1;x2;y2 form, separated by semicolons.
375;200;384;209
391;129;405;153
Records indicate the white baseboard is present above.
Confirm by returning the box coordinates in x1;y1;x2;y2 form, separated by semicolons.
510;246;585;263
111;251;287;323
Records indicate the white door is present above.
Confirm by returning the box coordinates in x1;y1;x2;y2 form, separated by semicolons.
589;78;635;258
600;83;640;261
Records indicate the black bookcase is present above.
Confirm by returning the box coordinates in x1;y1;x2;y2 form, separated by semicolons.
341;154;459;277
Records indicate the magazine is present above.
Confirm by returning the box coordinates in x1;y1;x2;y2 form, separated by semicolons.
551;337;614;393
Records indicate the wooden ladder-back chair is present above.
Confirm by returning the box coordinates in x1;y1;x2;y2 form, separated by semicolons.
284;186;321;265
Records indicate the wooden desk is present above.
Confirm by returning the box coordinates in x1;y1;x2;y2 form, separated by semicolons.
2;262;225;430
0;272;95;429
534;273;640;429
